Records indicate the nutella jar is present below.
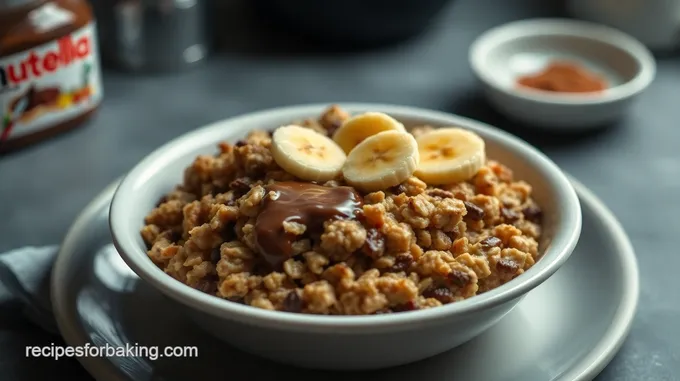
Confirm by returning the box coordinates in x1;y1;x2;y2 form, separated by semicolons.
0;0;102;153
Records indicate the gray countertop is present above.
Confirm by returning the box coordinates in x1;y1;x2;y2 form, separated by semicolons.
0;0;678;379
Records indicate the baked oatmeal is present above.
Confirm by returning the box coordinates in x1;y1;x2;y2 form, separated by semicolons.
140;105;543;315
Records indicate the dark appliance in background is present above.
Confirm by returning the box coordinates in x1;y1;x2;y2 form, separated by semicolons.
91;0;455;72
253;0;456;47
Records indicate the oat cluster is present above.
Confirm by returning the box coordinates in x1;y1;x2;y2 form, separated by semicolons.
140;106;543;315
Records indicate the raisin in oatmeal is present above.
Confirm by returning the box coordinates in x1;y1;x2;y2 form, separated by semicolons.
140;105;543;315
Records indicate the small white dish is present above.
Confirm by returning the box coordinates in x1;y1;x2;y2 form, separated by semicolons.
469;18;656;130
107;103;581;370
51;177;639;381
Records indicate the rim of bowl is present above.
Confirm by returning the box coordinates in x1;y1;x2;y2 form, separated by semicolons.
109;103;582;333
469;18;657;106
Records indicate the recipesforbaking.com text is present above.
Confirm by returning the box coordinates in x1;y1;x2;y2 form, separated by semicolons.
25;342;198;361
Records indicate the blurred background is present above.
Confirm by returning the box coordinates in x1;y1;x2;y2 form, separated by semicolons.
1;0;679;379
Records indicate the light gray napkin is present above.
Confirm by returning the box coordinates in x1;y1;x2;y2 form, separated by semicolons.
0;245;60;334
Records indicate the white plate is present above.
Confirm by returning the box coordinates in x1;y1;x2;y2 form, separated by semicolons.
51;177;639;381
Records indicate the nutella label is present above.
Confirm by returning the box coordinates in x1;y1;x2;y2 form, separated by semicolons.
0;22;102;142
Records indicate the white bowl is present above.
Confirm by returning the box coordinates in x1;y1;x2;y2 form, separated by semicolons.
469;18;656;130
109;103;582;370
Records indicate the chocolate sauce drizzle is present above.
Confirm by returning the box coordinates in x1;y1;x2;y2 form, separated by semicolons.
254;182;363;268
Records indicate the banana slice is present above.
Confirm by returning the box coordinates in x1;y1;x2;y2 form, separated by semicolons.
342;130;419;192
414;127;485;185
332;112;406;154
271;125;346;182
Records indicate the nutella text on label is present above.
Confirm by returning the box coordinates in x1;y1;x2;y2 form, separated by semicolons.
0;34;91;89
0;22;103;142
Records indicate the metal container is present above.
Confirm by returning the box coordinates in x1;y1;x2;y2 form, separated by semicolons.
92;0;212;72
